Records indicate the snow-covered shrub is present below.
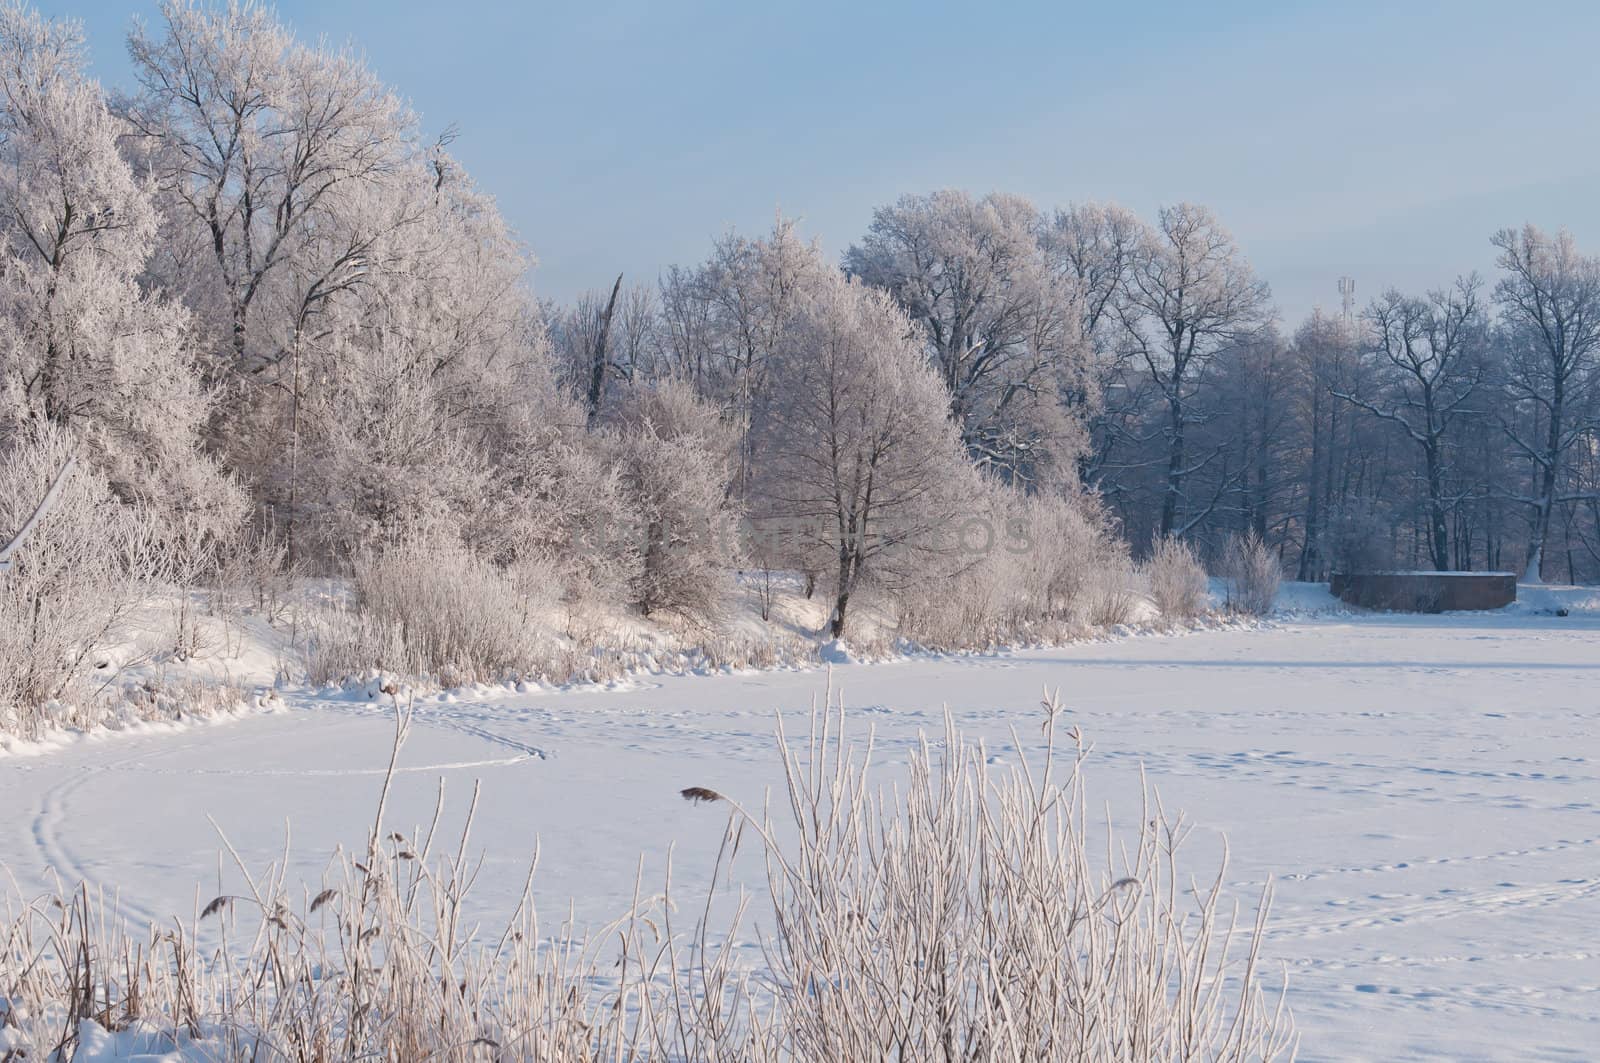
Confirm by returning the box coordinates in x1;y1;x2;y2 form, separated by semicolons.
892;477;1003;648
1010;488;1130;624
300;602;411;688
1143;536;1210;621
896;479;1130;648
698;628;821;671
352;539;533;684
214;527;298;629
1083;559;1143;626
297;339;499;560
0;689;1294;1059
1221;531;1281;616
604;379;741;623
894;482;1033;647
0;425;165;738
478;417;642;608
896;564;1008;651
111;674;250;724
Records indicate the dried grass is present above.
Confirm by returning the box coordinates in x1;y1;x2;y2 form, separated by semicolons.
0;687;1295;1060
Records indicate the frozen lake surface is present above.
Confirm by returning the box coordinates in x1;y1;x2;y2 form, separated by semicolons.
5;608;1599;1060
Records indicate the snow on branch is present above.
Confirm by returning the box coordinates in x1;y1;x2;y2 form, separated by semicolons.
0;455;75;575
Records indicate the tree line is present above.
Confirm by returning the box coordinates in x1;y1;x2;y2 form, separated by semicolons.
4;0;1598;699
559;191;1600;583
1079;222;1600;583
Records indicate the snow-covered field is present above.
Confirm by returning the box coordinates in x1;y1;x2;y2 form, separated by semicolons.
5;593;1600;1060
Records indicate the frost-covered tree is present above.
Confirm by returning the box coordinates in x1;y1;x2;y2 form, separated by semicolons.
753;274;972;637
119;0;549;564
609;283;660;387
296;334;496;557
846;190;1090;487
0;1;241;548
1337;279;1487;571
125;0;420;375
1118;203;1270;537
477;417;639;610
284;159;549;562
604;379;741;621
1490;225;1600;580
1044;203;1144;352
548;278;665;426
547;275;635;427
656;218;831;496
1045;203;1152;487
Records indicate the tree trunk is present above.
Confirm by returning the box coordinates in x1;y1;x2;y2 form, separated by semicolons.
1298;387;1324;581
639;517;663;616
1564;502;1578;583
287;339;302;568
1425;440;1449;572
0;457;77;575
1525;404;1563;583
232;300;249;363
1160;398;1185;538
585;274;624;429
830;545;855;638
1251;436;1269;540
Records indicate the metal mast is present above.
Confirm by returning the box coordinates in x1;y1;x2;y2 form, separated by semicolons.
1338;276;1356;325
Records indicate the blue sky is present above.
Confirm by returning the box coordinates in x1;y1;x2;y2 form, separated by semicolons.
37;0;1600;325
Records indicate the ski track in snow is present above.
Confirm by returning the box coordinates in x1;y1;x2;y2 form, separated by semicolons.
4;610;1600;1059
306;692;554;761
26;743;174;930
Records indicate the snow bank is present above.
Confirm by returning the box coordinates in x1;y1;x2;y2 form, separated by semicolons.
1508;582;1600;616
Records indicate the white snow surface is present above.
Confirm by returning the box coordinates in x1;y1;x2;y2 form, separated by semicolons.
4;587;1600;1060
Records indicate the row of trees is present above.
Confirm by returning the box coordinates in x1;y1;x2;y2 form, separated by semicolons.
5;0;1597;713
559;188;1600;584
1082;227;1600;582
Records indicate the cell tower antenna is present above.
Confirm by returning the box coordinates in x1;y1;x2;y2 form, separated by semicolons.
1338;276;1356;324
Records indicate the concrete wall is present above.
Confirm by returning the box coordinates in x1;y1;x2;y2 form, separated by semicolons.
1331;572;1517;613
